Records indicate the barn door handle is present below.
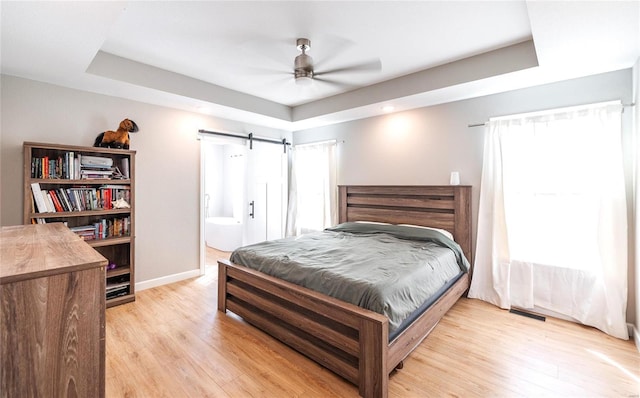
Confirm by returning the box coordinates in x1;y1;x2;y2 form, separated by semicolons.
249;200;255;219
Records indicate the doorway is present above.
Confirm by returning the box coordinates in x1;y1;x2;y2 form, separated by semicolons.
200;135;287;274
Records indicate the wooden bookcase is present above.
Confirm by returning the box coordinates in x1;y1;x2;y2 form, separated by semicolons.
23;142;136;308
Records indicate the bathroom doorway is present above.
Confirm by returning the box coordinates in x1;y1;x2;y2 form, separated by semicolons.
200;135;287;274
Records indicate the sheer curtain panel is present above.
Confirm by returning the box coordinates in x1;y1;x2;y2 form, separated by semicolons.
285;140;337;236
468;101;628;339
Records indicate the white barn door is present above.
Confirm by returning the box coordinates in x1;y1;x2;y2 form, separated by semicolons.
244;141;287;245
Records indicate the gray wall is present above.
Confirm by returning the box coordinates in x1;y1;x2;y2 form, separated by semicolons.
0;75;291;284
1;69;636;327
293;69;636;325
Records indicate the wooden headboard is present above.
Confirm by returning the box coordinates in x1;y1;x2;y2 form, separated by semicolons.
338;185;473;264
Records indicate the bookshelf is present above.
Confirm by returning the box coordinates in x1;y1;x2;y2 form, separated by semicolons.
23;142;136;308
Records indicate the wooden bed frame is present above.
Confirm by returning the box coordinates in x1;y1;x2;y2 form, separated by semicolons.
218;185;472;398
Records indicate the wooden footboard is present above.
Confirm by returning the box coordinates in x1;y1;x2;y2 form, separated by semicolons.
218;259;389;397
218;259;469;398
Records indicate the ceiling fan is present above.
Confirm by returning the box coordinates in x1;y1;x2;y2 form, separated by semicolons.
292;38;381;86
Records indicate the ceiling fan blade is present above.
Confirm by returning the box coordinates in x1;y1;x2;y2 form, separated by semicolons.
312;76;354;90
238;36;294;70
311;35;355;71
245;64;292;76
315;59;382;76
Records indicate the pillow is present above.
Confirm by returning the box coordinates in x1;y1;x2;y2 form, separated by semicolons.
353;221;391;225
397;224;454;240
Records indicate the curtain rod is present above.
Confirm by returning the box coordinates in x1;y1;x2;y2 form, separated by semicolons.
467;102;636;128
198;129;291;152
294;139;337;148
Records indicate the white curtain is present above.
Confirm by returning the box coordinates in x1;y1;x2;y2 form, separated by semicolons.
468;101;629;339
285;140;337;236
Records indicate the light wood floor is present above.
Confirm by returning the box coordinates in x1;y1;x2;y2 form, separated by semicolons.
105;247;640;397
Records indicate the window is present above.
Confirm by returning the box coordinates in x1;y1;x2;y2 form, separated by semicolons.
501;111;618;272
286;140;337;236
469;101;629;339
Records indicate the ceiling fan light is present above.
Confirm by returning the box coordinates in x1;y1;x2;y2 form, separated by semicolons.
296;38;311;52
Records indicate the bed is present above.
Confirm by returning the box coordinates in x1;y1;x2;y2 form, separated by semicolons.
217;185;472;398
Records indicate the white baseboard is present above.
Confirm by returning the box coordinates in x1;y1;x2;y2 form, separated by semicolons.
135;269;201;292
630;323;640;353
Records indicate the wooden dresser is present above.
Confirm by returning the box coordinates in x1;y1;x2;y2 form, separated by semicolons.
1;223;107;398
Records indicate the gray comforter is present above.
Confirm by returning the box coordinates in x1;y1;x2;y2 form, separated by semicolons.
230;222;470;334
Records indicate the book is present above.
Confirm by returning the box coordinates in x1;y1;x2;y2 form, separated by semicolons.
48;190;64;212
53;189;67;212
106;281;130;291
106;285;129;299
82;164;113;170
75;154;81;179
81;168;113;179
92;189;99;209
81;155;113;167
69;225;96;233
57;188;73;212
43;192;55;212
68;189;82;211
30;183;49;213
65;188;78;211
105;190;112;210
80;169;113;175
121;158;130;179
63;151;74;179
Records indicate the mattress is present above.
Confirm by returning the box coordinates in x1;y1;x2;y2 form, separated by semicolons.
230;222;470;336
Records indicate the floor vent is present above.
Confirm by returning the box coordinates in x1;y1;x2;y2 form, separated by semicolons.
509;308;546;322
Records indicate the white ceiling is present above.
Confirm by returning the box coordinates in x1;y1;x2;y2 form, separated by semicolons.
1;1;639;131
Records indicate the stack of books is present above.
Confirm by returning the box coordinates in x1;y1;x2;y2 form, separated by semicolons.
106;275;130;299
80;155;113;179
69;225;98;241
106;281;130;299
